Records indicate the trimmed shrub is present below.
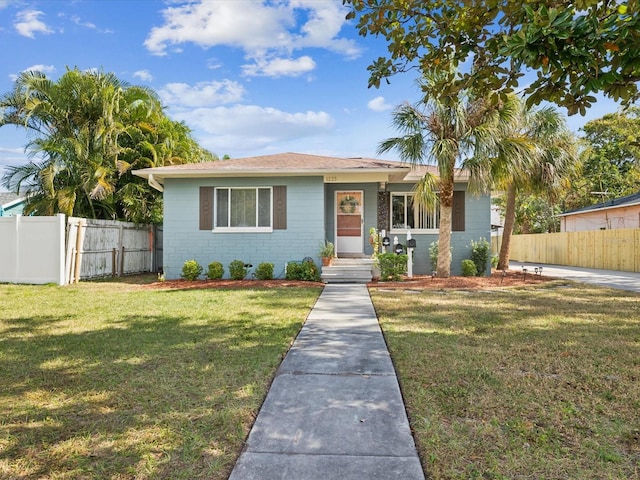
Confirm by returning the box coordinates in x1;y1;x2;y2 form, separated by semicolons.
229;260;248;280
255;262;274;280
286;259;320;282
461;259;478;277
181;260;203;281
429;241;453;273
429;241;439;272
469;237;491;276
207;261;224;280
378;252;408;281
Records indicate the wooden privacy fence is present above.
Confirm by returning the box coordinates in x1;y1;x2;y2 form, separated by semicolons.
494;228;640;272
67;217;163;282
0;215;162;285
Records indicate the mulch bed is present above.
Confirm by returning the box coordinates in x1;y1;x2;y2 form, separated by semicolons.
140;269;555;291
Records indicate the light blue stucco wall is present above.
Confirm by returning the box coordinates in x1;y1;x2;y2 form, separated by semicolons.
383;183;492;276
162;176;325;279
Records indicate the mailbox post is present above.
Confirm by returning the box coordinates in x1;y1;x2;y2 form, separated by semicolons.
382;231;390;253
406;230;416;278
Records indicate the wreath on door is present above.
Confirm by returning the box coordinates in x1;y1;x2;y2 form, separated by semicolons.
339;195;359;214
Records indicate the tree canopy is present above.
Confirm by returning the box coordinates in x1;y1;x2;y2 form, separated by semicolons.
344;0;640;115
0;68;215;223
564;106;640;209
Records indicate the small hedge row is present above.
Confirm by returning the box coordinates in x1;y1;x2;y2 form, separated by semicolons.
180;259;276;281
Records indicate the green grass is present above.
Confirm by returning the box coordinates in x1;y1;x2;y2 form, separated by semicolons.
370;282;640;479
0;279;321;479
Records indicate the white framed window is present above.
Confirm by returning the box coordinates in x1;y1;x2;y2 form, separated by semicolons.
214;187;272;232
390;192;439;232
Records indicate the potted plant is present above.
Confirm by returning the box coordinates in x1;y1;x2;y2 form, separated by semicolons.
339;195;359;213
319;241;335;266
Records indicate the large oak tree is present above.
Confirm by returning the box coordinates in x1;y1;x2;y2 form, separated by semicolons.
344;0;640;115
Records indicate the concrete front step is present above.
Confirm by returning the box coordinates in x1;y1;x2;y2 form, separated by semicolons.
321;258;375;284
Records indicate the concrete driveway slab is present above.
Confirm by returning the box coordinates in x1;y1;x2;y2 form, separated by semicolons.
511;262;640;293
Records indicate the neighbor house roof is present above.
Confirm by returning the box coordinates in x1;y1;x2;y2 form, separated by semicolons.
0;192;25;208
557;191;640;217
133;152;470;190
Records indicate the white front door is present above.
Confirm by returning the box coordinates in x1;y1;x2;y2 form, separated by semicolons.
335;190;363;256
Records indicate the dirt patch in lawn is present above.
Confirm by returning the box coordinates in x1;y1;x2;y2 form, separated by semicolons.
139;269;556;291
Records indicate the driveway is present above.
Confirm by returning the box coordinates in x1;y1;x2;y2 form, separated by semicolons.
510;262;640;293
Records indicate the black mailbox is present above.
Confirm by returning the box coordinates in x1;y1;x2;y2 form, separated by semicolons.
407;238;417;249
382;236;391;246
394;243;404;255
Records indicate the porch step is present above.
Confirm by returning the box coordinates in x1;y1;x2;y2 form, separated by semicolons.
321;258;374;284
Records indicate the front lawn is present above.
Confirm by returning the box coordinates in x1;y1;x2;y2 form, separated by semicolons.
0;280;321;479
370;282;640;479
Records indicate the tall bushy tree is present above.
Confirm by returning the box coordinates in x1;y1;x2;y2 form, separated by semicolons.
564;107;640;210
345;0;640;114
0;68;214;223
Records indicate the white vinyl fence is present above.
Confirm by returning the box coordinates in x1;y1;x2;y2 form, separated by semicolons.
0;214;66;285
0;215;162;285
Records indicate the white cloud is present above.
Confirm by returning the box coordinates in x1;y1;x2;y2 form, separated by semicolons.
144;1;360;77
367;96;392;112
159;80;246;108
292;0;361;58
24;64;55;74
15;10;54;38
133;70;153;82
8;64;55;81
71;15;96;29
0;146;24;154
242;55;315;78
169;104;334;152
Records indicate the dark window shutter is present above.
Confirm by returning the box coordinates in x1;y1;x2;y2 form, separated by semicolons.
273;186;287;230
452;191;465;232
199;186;214;230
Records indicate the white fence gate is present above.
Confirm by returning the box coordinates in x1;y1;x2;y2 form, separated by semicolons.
0;215;162;285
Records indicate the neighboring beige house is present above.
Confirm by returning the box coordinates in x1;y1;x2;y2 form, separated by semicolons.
558;191;640;232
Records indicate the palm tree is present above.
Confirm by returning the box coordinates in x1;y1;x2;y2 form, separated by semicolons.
1;68;214;223
1;69;128;217
469;98;578;270
378;79;517;277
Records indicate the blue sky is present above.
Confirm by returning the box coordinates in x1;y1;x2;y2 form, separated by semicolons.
0;0;624;181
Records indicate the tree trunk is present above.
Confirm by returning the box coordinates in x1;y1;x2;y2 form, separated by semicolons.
437;178;454;278
497;183;517;271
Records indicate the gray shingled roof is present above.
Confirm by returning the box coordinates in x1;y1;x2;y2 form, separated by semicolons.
133;151;469;182
0;192;25;207
558;191;640;217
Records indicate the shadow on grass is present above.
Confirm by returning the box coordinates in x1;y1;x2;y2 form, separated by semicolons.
0;289;320;479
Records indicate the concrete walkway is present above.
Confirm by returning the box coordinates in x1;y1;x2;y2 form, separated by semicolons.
510;262;640;293
228;284;425;480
